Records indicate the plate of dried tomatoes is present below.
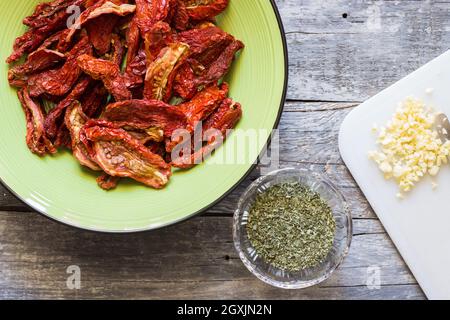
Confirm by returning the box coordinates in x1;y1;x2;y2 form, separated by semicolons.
0;0;287;232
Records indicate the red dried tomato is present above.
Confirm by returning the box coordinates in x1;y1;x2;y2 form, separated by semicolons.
183;0;229;21
172;97;242;169
27;34;93;98
179;82;229;130
96;173;120;190
144;42;190;101
7;0;244;189
58;0;136;51
103;99;188;137
80;120;172;189
65;101;101;170
44;76;93;139
195;39;244;87
17;88;56;156
8;49;66;88
85;15;120;55
77;54;132;101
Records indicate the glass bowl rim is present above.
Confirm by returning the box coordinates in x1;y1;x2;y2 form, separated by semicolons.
233;167;353;289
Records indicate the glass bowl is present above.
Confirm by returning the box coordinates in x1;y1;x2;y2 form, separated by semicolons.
233;168;352;289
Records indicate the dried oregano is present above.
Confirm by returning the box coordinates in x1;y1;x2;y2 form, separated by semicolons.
247;182;336;272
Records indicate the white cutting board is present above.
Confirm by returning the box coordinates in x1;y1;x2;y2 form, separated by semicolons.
339;50;450;300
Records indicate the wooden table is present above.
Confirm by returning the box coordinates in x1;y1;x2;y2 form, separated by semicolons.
3;0;444;300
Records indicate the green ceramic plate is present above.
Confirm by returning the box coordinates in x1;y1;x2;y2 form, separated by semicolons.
0;0;288;232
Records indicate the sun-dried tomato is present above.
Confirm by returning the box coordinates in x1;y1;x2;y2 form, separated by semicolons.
86;15;120;55
171;0;190;31
59;0;136;51
109;34;126;66
77;54;132;101
8;49;66;88
54;125;73;149
27;35;93;98
96;173;120;190
17;88;56;156
103;99;188;137
44;76;93;140
144;42;190;101
143;21;173;63
24;0;83;28
203;97;242;133
80;83;108;117
183;0;228;21
7;0;244;189
195;39;244;87
37;30;66;51
7;22;63;64
7;0;87;64
173;63;197;99
124;48;147;89
135;0;172;35
177;25;233;65
147;141;167;158
179;82;228;130
172;97;241;169
125;15;141;67
65;101;102;170
80;120;172;189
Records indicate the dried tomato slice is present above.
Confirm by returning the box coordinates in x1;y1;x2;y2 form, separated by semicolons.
124;48;147;89
177;25;233;65
65;101;102;170
80;120;172;189
27;34;93;98
171;0;190;31
183;0;229;21
172;97;242;169
125;16;141;67
23;0;83;28
135;0;172;34
96;173;120;190
103;99;188;137
6;1;80;63
77;54;132;101
179;82;228;130
202;97;242;133
86;15;120;55
144;42;190;101
8;49;66;88
143;21;173;63
80;83;108;118
194;39;244;87
17;88;56;156
44;76;93;140
59;0;136;51
109;34;126;66
173;63;196;99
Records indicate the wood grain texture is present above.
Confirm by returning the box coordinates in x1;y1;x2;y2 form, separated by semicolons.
0;0;440;299
0;212;423;300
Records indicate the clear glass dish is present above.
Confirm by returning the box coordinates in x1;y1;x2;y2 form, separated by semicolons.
233;168;352;289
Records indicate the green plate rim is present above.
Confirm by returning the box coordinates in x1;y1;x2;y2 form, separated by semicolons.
0;0;289;234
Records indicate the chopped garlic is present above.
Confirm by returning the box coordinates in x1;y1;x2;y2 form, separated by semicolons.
369;98;450;194
396;193;405;199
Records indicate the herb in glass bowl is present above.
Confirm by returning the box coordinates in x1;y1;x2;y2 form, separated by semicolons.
247;182;336;272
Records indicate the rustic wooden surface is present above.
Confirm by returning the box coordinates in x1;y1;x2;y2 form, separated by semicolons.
4;0;448;299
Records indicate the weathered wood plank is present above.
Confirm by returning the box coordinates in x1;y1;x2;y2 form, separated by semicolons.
0;212;424;299
277;0;450;101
